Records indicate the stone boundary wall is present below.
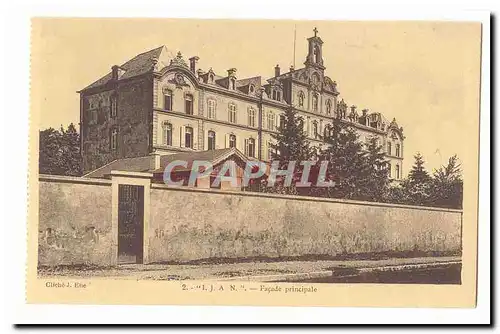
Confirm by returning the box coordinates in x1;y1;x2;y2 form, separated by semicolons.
148;184;462;263
37;174;462;266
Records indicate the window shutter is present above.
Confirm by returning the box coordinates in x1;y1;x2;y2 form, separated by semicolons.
180;126;185;147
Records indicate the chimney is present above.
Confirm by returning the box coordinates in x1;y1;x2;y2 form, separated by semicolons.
274;64;280;77
227;68;237;77
362;109;368;116
289;65;295;72
111;65;125;81
150;152;161;171
189;56;199;73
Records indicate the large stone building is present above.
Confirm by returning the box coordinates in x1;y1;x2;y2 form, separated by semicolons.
79;29;405;179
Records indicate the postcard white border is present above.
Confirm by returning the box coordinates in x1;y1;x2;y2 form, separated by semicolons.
2;0;491;326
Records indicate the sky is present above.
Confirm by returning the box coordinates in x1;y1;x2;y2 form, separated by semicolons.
31;18;481;174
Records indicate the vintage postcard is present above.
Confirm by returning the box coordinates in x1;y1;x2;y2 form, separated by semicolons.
26;18;482;307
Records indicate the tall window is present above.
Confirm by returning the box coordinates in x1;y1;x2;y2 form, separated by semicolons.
388;163;392;178
268;112;275;131
267;142;275;161
207;131;216;150
312;121;319;139
110;94;117;118
162;122;172;146
247;108;256;127
312;94;318;112
228;104;237;123
395;144;401;157
279;115;286;129
207;99;216;119
229;134;236;148
387;142;392;155
314;46;320;63
185;126;193;148
164;90;172;111
246;138;255;158
396;165;400;179
298;91;305;107
185;94;193;115
90;110;97;124
110;128;118;151
326;99;332;115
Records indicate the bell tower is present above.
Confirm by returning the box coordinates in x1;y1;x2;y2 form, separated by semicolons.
304;27;325;70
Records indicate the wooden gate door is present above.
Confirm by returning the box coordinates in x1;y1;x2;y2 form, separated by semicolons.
118;184;144;264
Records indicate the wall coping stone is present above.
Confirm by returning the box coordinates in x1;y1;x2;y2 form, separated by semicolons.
151;183;463;214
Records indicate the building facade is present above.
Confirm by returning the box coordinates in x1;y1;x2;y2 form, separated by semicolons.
79;29;405;179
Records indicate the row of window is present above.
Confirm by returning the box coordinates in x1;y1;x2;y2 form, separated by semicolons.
161;123;257;157
387;142;401;157
297;91;333;114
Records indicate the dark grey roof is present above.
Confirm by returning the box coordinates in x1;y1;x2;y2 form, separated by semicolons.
80;46;165;91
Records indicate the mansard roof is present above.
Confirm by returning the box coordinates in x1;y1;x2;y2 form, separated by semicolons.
80;46;167;92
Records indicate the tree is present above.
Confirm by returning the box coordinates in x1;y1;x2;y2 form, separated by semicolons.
359;135;390;202
429;155;463;209
319;115;367;199
39;123;82;176
270;107;314;166
264;107;314;195
403;152;432;206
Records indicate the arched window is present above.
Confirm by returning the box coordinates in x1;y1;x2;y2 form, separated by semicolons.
314;46;320;63
207;99;216;119
164;89;173;111
387;142;392;155
207;131;216;150
110;128;118;151
162;122;172;146
298;91;305;107
396;144;401;157
245;138;256;158
247;108;256;127
396;165;400;179
249;84;255;94
267;112;275;131
326;99;332;115
228;104;237;123
312;121;319;139
185;126;193;148
229;134;236;148
312;94;319;112
185;94;193;115
209;74;214;83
